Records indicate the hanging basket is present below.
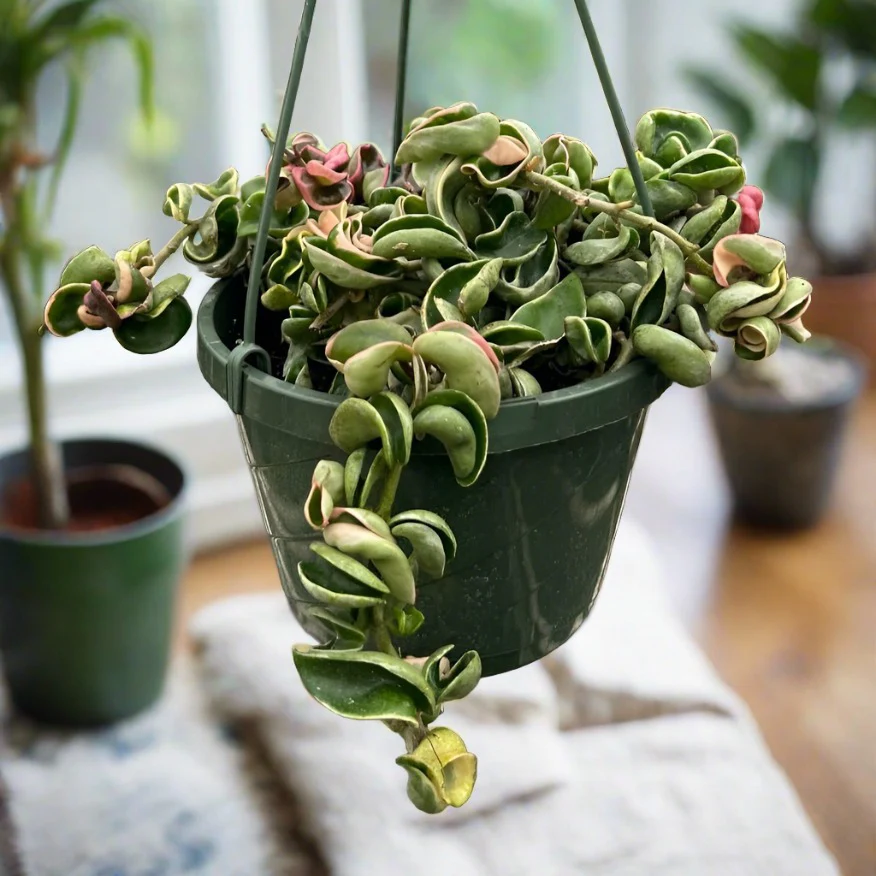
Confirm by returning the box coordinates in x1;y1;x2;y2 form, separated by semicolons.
199;278;668;674
194;0;670;674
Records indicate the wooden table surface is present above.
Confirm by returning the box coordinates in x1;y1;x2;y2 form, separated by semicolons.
179;389;876;876
694;388;876;875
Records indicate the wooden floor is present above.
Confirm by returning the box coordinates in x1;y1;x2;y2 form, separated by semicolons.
179;390;876;876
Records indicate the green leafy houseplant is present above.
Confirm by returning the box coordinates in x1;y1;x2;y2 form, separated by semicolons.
42;98;816;811
687;0;876;276
0;0;153;528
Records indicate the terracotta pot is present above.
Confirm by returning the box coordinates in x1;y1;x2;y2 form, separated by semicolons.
805;272;876;366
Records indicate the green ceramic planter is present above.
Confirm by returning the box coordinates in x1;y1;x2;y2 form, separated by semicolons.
0;439;186;726
198;279;669;675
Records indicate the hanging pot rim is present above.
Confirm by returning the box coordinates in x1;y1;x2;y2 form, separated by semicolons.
197;277;671;453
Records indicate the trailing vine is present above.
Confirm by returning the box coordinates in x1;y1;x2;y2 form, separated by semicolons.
294;337;493;811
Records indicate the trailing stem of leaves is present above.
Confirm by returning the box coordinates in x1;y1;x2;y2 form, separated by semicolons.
289;318;501;813
140;221;200;280
523;170;714;277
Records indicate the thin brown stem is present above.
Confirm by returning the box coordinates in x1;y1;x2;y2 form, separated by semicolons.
141;221;199;280
310;291;351;331
524;171;714;276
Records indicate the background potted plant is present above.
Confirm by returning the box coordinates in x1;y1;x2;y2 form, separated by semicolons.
0;0;187;725
706;339;865;530
40;0;817;811
687;0;876;362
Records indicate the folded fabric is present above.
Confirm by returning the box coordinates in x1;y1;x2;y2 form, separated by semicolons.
191;520;839;876
544;525;742;730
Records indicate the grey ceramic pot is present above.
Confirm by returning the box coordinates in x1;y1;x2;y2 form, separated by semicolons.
707;343;866;530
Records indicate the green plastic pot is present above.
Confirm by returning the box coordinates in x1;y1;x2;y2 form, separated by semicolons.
0;439;186;726
198;278;669;675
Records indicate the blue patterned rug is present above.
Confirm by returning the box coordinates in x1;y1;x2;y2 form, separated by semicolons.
0;661;316;876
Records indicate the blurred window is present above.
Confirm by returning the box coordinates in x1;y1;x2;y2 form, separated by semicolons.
0;0;274;378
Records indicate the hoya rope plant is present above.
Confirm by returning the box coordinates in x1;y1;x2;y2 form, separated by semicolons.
42;103;814;813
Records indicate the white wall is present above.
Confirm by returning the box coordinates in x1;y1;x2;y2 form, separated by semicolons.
265;0;369;147
619;0;874;258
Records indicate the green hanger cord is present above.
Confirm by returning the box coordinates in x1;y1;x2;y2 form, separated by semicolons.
243;0;318;345
244;0;653;350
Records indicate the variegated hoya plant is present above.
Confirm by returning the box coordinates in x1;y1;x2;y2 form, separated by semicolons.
43;104;814;813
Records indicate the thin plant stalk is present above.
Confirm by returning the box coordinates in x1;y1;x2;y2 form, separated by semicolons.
0;105;69;529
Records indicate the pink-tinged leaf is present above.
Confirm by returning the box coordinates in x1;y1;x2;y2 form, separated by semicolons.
290;132;322;151
740;184;763;210
780;317;811;344
735;185;764;234
298;145;326;164
290;166;354;211
326;319;413;365
428;320;501;373
353;227;374;254
481;134;529;166
317;208;344;236
76;306;106;329
348;143;390;199
286;133;325;165
304;160;349;185
304;460;345;530
323;142;352;170
323;521;416;605
329;506;393;539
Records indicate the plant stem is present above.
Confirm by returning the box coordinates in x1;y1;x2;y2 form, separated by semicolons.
20;332;68;527
0;182;69;529
376;463;403;521
608;337;636;373
371;464;405;660
524;171;714;276
141;221;199;280
310;291;351;330
372;605;397;656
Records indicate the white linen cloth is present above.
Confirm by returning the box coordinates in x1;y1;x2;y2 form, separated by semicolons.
191;520;839;876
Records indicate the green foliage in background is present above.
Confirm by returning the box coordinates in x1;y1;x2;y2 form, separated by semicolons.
410;0;563;131
687;0;876;275
0;0;154;527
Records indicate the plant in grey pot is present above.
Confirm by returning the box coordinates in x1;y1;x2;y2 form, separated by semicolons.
37;0;820;811
707;336;865;530
0;0;187;725
687;0;876;362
